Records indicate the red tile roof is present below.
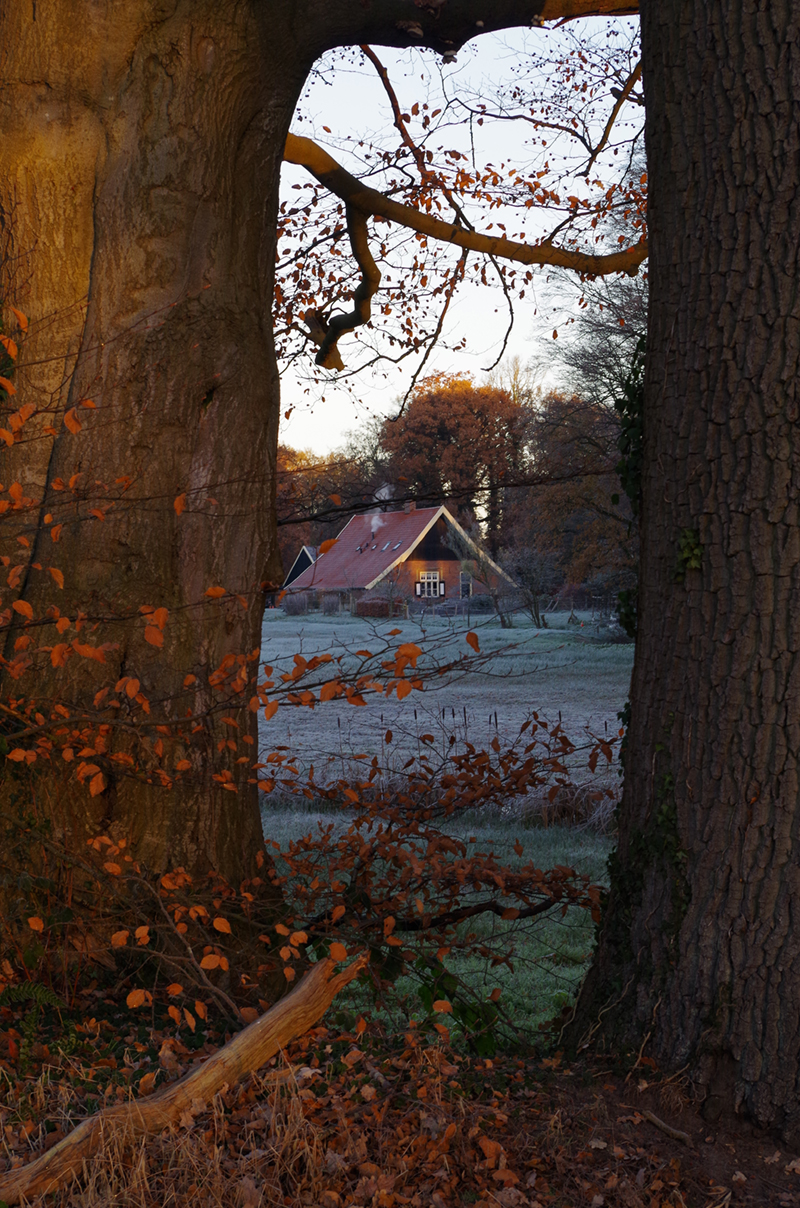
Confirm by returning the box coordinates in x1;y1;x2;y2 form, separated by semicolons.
287;507;446;592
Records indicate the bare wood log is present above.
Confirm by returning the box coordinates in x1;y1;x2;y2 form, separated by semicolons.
640;1108;694;1147
0;953;369;1204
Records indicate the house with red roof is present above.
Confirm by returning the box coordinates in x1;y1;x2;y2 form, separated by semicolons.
285;502;511;606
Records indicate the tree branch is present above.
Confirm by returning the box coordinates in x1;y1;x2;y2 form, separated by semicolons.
582;59;642;177
308;206;382;370
284;132;647;367
285;134;646;277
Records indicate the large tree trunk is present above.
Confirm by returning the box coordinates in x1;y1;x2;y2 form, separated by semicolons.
573;0;800;1143
0;0;301;880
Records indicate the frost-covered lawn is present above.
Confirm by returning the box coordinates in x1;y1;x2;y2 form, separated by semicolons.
258;608;634;775
258;609;632;1042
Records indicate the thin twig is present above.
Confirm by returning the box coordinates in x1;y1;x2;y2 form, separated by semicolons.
640;1108;694;1147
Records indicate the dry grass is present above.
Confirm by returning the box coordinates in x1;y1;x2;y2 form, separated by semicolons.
7;1066;328;1207
510;781;620;833
3;1027;795;1208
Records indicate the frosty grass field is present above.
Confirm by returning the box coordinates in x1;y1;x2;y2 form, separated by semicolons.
258;608;635;1041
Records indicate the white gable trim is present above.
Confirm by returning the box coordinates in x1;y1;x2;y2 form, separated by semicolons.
282;544;317;588
365;506;513;590
363;506;446;590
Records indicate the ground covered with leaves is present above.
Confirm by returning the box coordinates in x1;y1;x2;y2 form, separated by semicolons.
1;991;799;1208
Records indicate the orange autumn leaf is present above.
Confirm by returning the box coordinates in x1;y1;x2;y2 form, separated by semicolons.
12;599;33;621
396;680;412;701
478;1137;503;1165
138;1070;158;1096
290;930;308;946
48;566;64;589
194;1000;207;1020
183;1008;196;1032
466;631;480;653
63;408;82;434
173;493;187;515
151;607;168;630
212;916;232;934
433;1000;453;1013
102;861;121;876
263;701;279;721
72;640;106;662
90;772;107;797
331;905;346;923
7;749;28;762
50;524;63;542
492;1170;520;1186
0;428;13;446
27;916;44;932
175;758;191;771
10;307;28;333
127;988;147;1008
51;642;70;671
125;678;140;698
0;376;16;396
283;966;296;981
329;942;347;961
318;537;337;555
168;1004;181;1026
204;586;226;598
200;953;221;970
111;930;129;948
240;1006;259;1024
144;625;164;647
0;334;18;360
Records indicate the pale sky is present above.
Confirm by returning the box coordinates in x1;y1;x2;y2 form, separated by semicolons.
277;19;641;454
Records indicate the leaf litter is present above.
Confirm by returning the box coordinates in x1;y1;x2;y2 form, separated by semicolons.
1;1001;799;1208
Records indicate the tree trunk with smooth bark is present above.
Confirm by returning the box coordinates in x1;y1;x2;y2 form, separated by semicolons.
572;0;800;1144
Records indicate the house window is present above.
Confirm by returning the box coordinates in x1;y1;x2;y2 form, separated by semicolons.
416;571;444;598
460;572;472;599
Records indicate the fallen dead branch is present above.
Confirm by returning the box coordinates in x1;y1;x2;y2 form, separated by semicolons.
0;952;368;1205
641;1107;694;1146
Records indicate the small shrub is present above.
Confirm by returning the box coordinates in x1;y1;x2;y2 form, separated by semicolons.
283;593;309;616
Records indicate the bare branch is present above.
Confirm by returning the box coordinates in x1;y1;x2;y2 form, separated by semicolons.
284;133;647;277
308;206;382;370
582;59;642;177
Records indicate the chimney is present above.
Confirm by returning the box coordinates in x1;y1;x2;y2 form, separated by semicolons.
404;500;416;514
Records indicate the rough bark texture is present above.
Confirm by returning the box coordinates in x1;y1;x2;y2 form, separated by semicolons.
1;2;631;877
572;0;800;1143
